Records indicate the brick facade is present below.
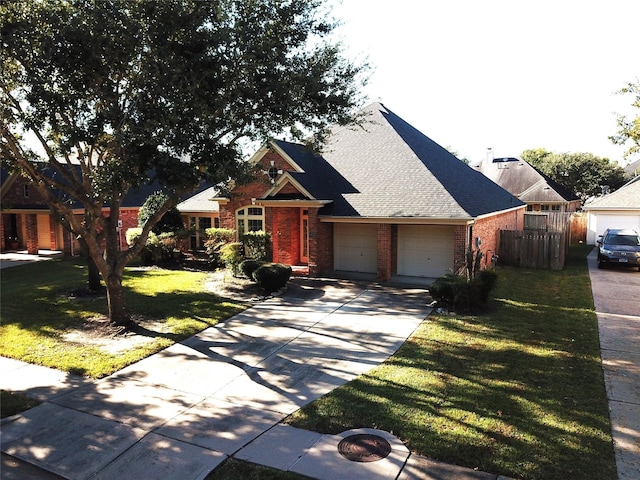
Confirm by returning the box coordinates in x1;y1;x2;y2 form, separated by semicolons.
2;173;146;254
217;145;527;282
472;208;523;268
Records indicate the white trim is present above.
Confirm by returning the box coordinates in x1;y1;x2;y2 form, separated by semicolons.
263;172;315;199
320;216;474;225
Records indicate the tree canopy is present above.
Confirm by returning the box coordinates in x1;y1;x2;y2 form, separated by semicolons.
0;0;367;325
521;148;627;201
610;79;640;161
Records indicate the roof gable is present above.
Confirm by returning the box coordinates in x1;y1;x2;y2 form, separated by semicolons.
475;157;580;203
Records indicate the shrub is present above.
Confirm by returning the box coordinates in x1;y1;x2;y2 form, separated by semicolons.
429;274;468;309
203;228;236;267
240;259;265;280
124;228;180;265
219;242;243;275
241;230;271;261
429;270;498;313
205;228;236;244
252;263;292;293
125;227;143;246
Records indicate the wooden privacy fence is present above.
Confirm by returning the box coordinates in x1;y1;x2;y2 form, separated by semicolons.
499;230;566;270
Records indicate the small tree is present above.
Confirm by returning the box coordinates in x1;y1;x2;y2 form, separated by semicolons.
138;192;184;234
1;0;367;326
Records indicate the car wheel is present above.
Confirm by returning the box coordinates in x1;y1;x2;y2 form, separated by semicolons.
597;259;604;269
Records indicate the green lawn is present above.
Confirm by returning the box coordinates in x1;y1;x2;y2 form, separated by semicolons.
0;258;246;378
1;248;616;480
284;245;616;480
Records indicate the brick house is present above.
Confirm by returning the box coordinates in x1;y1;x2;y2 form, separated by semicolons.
1;167;158;255
215;103;526;283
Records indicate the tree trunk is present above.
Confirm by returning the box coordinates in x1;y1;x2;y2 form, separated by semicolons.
88;256;101;292
77;237;102;291
105;272;129;326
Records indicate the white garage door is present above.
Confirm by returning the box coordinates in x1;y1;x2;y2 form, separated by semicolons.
588;213;640;244
398;225;454;278
334;223;377;273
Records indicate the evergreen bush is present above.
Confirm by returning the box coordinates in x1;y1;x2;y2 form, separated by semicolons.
240;259;265;280
429;270;498;313
241;230;271;261
252;263;292;293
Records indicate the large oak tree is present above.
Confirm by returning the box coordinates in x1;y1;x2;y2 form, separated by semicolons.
1;0;367;325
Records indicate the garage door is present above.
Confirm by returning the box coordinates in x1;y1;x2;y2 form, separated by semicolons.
334;223;377;273
37;214;51;250
588;213;640;244
398;225;454;278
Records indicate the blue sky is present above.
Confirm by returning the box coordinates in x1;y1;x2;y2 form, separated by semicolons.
328;0;640;165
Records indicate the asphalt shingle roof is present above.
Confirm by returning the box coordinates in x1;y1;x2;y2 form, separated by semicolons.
474;157;580;203
583;176;640;210
274;103;523;219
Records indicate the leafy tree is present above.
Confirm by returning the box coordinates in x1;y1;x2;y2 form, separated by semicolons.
521;148;554;171
138;192;184;235
521;149;626;201
610;80;640;161
1;0;367;326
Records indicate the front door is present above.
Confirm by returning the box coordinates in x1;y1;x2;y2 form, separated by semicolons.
300;209;309;263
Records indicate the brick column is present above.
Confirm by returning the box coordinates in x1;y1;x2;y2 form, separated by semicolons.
26;213;38;254
377;224;392;281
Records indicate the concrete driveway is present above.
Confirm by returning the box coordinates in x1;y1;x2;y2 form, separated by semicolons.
1;279;433;480
588;249;640;480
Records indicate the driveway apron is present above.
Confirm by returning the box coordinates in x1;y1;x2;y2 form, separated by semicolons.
588;249;640;480
1;280;431;480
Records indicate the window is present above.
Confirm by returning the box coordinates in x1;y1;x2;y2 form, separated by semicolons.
23;184;29;198
236;206;264;237
189;215;216;250
551;205;561;211
540;205;550;211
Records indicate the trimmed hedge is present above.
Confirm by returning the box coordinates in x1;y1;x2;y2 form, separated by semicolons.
252;263;292;293
240;259;265;280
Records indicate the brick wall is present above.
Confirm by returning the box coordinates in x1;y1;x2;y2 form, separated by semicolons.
453;225;468;273
310;210;333;276
473;208;524;268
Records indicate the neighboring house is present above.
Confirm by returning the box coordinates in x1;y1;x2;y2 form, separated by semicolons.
473;157;581;213
1;167;162;255
215;102;526;283
177;186;220;250
1;167;69;254
624;158;640;179
582;176;640;244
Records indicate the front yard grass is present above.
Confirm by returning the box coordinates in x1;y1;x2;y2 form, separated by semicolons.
0;258;247;379
285;245;616;480
1;247;616;480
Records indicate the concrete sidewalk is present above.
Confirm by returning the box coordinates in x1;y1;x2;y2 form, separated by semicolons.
587;249;640;480
0;279;512;480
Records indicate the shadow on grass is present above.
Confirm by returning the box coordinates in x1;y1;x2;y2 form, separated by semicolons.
287;245;616;480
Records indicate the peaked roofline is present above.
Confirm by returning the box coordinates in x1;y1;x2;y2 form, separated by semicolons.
263;171;315;199
247;141;305;173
